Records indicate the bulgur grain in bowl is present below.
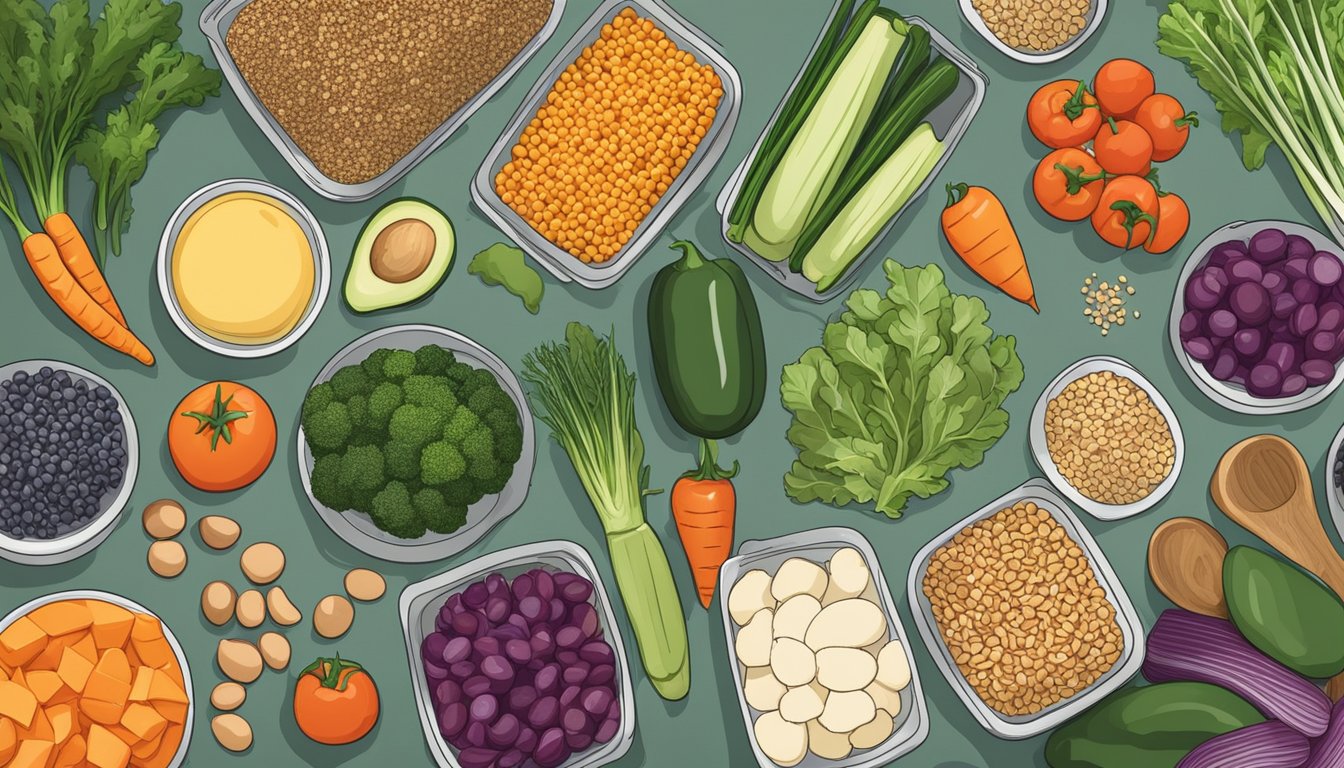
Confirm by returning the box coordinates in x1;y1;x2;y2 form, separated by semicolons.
907;479;1144;739
1029;356;1185;521
958;0;1107;64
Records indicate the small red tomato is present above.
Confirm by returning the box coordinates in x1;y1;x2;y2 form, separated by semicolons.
1094;58;1155;119
1026;79;1103;148
1133;93;1198;161
1093;118;1154;176
294;657;380;745
1146;192;1191;254
1091;175;1160;250
1032;148;1107;221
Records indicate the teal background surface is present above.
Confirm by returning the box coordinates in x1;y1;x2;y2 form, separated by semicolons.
3;0;1343;766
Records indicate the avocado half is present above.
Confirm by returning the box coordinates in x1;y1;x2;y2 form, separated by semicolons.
344;197;455;313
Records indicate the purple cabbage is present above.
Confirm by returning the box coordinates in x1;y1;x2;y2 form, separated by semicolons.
1144;610;1332;737
1305;698;1344;768
1177;721;1310;768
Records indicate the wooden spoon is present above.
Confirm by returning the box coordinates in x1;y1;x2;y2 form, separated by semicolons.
1148;517;1229;617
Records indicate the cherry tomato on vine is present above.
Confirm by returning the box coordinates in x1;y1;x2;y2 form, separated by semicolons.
1093;58;1155;119
1093;118;1154;176
1027;79;1103;148
1146;192;1191;254
1133;93;1198;161
1091;175;1160;250
1033;148;1107;221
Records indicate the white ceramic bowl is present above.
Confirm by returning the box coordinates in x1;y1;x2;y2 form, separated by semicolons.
1029;355;1184;520
157;178;330;358
958;0;1107;63
1168;220;1344;414
0;590;193;766
0;360;138;565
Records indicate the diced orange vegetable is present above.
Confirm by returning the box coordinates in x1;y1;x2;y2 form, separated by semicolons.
83;668;131;707
48;703;75;744
149;698;186;725
145;670;186;705
26;670;65;704
129;637;172;670
128;615;161;643
56;647;94;693
87;722;132;768
86;603;135;651
107;723;140;749
9;665;27;689
28;602;93;638
0;716;15;764
138;723;182;768
54;733;85;767
0;680;38;727
79;697;124;726
128;729;162;760
119;702;166;743
18;704;53;741
69;634;98;664
96;649;132;685
127;668;152;702
7;738;54;768
0;617;47;667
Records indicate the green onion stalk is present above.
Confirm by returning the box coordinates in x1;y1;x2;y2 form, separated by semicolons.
522;323;690;700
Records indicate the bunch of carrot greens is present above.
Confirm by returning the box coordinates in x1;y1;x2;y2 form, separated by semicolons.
0;0;220;365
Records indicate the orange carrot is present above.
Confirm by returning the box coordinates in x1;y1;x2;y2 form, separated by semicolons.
671;439;737;609
44;213;126;327
941;183;1039;312
23;232;154;366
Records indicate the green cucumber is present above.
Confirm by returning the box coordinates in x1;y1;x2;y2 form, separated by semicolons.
1224;546;1344;677
861;22;930;146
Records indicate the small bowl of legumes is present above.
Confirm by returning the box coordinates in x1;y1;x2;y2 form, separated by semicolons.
958;0;1107;64
0;360;139;565
907;479;1144;739
1029;355;1184;521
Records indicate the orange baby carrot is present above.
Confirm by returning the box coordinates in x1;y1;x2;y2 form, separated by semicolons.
44;212;127;327
942;183;1039;312
671;439;737;609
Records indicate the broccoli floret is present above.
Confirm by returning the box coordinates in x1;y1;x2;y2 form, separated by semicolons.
441;478;480;507
303;401;352;453
347;394;369;429
370;481;425;539
414;345;456;376
460;426;495;464
412;488;468;534
467;455;499;483
403;375;460;415
389;404;444;448
349;486;378;515
481;405;520;435
445;361;474;383
340;444;386;491
382;440;420;482
361;348;393;382
302;382;335;419
457;368;498;399
330;366;373;400
466;385;510;417
495;428;524;464
383;349;416;382
442;408;481;445
367;382;403;429
478;466;510;495
309;453;349;511
421;441;467;486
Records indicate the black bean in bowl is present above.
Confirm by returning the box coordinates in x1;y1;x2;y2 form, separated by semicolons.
421;569;621;768
0;367;126;540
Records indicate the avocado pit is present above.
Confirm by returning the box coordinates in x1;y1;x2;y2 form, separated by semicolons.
370;218;436;283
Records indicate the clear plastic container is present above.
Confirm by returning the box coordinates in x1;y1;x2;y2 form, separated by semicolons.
198;0;567;202
713;14;986;303
1168;219;1344;414
399;540;635;768
718;527;929;768
906;479;1145;739
297;325;536;563
0;361;138;565
957;0;1107;64
1029;355;1185;521
471;0;742;289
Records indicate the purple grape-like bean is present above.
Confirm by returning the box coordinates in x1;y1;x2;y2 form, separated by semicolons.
1184;337;1216;362
511;573;534;600
556;650;579;666
486;596;511;623
1207;309;1238;338
1233;328;1265;360
561;707;589;736
1318;303;1344;332
1292;304;1319;337
470;693;499;724
534;570;556;601
464;582;489;610
560;579;594;604
535;728;569;768
508;685;538;713
452;612;480;637
1293;279;1322;305
450;661;475;679
474;636;501;659
536;663;561;692
486;573;508;596
465;721;488;748
567;732;594;752
563;661;590;686
519;596;545;623
457;747;500;768
1303;358;1335;385
1311;252;1344;286
440;703;469;738
1272;292;1298;320
517;727;538;753
424;659;450;681
1287;234;1315;260
505;638;533;665
1228;258;1264;284
1285;257;1311;280
482;655;515;684
595;717;620;743
589;664;615;686
1264;270;1287;295
557;625;584;650
529;696;560;728
560;685;581;709
570;604;600;638
463;675;492;698
1308;330;1339;358
1250;228;1288;263
1186;272;1222;310
1231;282;1271;324
488;713;522;747
493;624;527;643
1266;341;1299;371
1207;240;1245;267
424;632;448;661
437;679;463;706
1282;373;1309;397
581;687;614;717
1180;310;1202;341
1248;363;1284;397
580;641;614;666
1208;349;1237;381
498;749;526;768
549;598;567;622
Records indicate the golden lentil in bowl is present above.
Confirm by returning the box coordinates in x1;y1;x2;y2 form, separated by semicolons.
970;0;1091;53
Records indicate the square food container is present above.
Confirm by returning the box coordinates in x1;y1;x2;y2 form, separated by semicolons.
718;527;929;768
199;0;567;202
957;0;1107;64
906;479;1144;739
713;14;986;304
471;0;742;288
1029;355;1185;521
400;540;635;768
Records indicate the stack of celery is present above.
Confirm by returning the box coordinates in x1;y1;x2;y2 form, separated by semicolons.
725;0;959;293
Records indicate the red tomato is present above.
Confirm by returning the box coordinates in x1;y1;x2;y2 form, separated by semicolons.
1094;59;1155;119
168;381;276;492
1093;119;1154;176
1146;192;1191;254
1091;175;1159;250
294;657;379;745
1032;148;1107;221
1133;94;1198;161
1027;79;1103;148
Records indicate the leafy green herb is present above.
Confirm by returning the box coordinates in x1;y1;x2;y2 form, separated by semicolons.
780;261;1023;518
467;242;544;314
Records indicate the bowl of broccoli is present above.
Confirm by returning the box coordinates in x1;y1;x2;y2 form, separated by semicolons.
298;324;535;562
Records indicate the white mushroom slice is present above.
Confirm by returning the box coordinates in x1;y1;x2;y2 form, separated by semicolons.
875;641;912;692
819;690;876;734
807;719;853;761
771;558;828;603
816;647;878;692
770;638;817;687
806;599;887;650
865;680;903;717
778;683;826;724
850;708;895;750
753;711;808;768
743;666;787;712
729;570;777;627
828;547;871;599
736;609;774;668
772;595;821;642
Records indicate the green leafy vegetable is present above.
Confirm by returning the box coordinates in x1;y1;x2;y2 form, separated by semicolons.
1157;0;1344;240
468;242;544;314
780;261;1023;518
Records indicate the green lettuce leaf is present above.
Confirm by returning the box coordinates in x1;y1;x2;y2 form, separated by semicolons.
781;261;1023;518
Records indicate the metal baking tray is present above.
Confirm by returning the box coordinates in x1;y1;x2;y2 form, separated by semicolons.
471;0;742;288
713;13;986;303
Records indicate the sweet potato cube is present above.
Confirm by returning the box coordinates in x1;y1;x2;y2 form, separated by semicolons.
149;698;187;725
56;647;93;693
87;723;131;768
7;739;54;768
138;723;182;768
86;602;134;651
129;637;171;671
128;615;161;642
28;602;92;638
0;617;47;667
128;729;162;760
145;670;186;705
119;702;166;743
0;716;15;765
0;658;11;677
83;669;131;709
69;634;98;664
0;680;37;728
78;697;124;726
17;704;53;741
47;703;74;744
9;666;26;689
96;649;132;685
128;667;152;702
54;734;85;767
26;670;64;704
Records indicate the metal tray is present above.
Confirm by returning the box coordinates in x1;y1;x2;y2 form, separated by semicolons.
0;361;138;566
1168;220;1344;414
1029;355;1184;521
957;0;1107;64
471;0;742;288
718;527;929;768
1327;422;1344;544
713;14;986;303
297;325;536;563
399;540;635;768
157;179;330;358
199;0;567;202
906;479;1144;739
0;590;194;766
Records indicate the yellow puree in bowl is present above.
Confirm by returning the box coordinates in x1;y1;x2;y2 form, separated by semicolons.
172;191;314;345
